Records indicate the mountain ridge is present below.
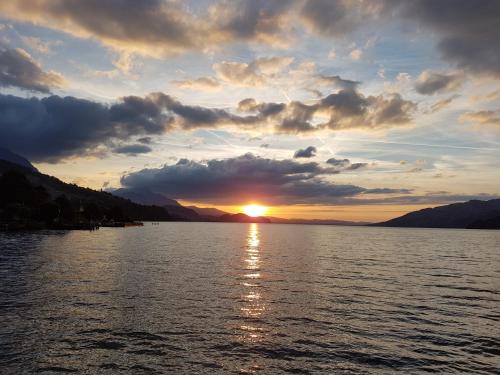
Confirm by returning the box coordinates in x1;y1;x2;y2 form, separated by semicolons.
376;199;500;229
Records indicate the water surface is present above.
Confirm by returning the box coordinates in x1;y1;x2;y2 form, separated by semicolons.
1;223;499;373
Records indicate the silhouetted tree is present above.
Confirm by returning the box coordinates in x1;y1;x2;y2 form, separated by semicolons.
83;202;102;221
38;202;60;224
107;205;125;221
54;195;75;222
0;170;48;207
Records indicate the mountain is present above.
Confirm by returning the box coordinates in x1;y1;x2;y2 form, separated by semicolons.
187;206;229;217
113;187;180;207
0;159;172;222
112;187;201;220
377;199;500;229
218;213;271;223
0;148;38;172
267;216;368;226
163;204;200;221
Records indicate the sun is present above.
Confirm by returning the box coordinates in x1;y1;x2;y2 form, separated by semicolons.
242;204;268;217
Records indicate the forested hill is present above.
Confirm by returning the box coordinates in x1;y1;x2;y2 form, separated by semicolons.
377;199;500;229
0;159;173;222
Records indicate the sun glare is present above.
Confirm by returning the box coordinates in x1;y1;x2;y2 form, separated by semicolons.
242;204;268;217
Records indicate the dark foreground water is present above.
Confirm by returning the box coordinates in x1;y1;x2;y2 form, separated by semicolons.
1;223;499;374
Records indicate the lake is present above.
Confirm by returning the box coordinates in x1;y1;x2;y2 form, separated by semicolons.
1;223;499;374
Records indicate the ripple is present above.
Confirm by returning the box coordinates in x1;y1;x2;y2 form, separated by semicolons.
0;224;499;374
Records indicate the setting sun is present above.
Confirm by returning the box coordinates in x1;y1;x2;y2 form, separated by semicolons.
242;204;268;217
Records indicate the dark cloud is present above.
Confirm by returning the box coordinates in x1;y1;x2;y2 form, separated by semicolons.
1;1;498;79
326;158;350;167
0;47;64;93
293;146;317;158
113;144;152;155
0;0;196;57
0;1;297;57
414;70;464;95
326;158;367;171
0;93;171;162
347;162;368;171
399;0;500;77
274;89;415;133
123;89;414;135
137;136;152;144
299;0;368;36
120;153;407;205
0;88;415;163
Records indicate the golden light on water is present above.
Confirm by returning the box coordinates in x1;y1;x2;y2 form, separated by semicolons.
242;204;268;217
239;223;266;344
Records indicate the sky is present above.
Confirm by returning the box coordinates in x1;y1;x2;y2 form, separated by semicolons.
0;0;499;221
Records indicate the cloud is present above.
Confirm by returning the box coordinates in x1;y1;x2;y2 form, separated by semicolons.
173;76;221;91
316;90;416;132
1;0;498;79
120;153;407;205
237;89;415;133
349;48;362;61
137;136;152;144
0;47;65;92
293;146;317;158
213;56;293;87
326;157;367;171
399;1;500;77
0;0;199;57
414;70;464;95
0;1;296;58
20;36;58;54
0;93;172;162
299;0;369;36
0;87;416;163
326;158;350;167
316;74;360;90
427;95;460;113
470;89;500;103
460;110;500;127
113;144;152;156
346;162;368;170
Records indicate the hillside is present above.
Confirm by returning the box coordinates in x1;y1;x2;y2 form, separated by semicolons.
377;199;500;229
0;148;38;172
0;160;173;222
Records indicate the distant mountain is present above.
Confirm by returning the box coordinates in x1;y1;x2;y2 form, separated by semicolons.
163;204;201;221
187;206;229;217
113;187;180;207
0;148;38;172
111;187;201;220
377;199;500;229
218;213;271;223
267;216;368;226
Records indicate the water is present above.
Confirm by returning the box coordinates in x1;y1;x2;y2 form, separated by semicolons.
1;223;499;374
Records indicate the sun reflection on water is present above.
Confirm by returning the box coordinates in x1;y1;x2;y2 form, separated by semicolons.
240;223;266;343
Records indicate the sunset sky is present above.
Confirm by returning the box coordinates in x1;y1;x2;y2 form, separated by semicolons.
0;0;499;221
